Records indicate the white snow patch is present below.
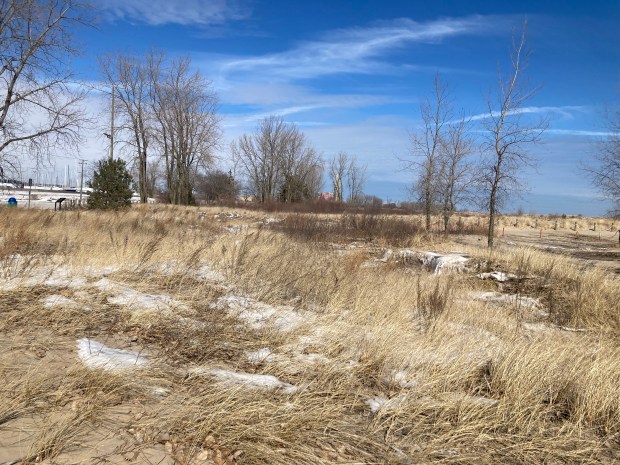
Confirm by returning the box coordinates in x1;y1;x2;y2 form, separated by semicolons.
470;291;542;310
366;396;388;414
398;250;468;274
211;295;307;331
77;338;147;371
446;322;502;343
157;261;226;283
379;249;394;262
94;278;188;313
477;271;518;282
366;395;407;414
382;369;420;389
41;294;77;308
190;367;297;394
246;348;275;365
192;264;226;282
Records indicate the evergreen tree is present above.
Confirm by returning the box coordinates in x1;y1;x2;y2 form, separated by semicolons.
87;158;133;210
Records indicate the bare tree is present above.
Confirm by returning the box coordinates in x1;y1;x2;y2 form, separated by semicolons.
438;117;475;231
585;107;620;216
232;116;321;202
404;74;451;231
346;156;367;204
329;151;348;202
0;0;89;175
481;22;547;247
151;57;220;205
99;51;161;203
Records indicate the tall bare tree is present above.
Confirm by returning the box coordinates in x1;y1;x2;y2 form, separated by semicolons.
98;51;161;203
232;116;321;202
346;156;367;204
0;0;89;175
151;57;220;205
585;107;620;216
438;117;475;231
329;151;348;202
481;22;547;247
405;74;451;231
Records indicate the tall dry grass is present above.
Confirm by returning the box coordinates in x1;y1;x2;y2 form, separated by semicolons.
0;205;618;464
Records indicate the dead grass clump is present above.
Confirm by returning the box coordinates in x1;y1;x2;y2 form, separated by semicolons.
215;229;343;306
474;247;620;333
490;338;620;434
272;213;425;247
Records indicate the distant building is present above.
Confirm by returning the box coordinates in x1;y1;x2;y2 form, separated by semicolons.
319;192;334;201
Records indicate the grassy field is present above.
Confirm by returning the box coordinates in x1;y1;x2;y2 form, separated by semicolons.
0;205;619;464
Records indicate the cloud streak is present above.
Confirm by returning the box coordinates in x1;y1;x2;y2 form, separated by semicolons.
99;0;249;26
464;105;588;123
219;16;504;80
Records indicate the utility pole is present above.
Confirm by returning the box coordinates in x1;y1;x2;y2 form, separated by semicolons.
78;160;86;205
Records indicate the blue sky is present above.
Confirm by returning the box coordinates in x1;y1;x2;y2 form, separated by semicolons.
66;0;619;215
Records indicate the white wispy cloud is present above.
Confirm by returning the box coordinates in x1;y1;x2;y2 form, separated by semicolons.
219;16;504;80
465;105;588;123
99;0;249;26
546;129;617;137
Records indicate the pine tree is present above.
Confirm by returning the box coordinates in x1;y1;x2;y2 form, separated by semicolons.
87;158;133;210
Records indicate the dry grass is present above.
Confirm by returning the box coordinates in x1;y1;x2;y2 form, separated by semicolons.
0;205;619;464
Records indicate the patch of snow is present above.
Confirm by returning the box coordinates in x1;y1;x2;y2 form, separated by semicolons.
190;367;297;394
77;338;147;371
477;271;518;282
398;250;468;274
366;396;388;414
93;278;188;313
428;254;468;275
246;348;275;365
469;291;542;309
41;294;77;308
193;264;226;282
522;322;552;333
366;395;407;414
446;323;502;343
379;249;393;262
211;295;307;331
382;369;420;389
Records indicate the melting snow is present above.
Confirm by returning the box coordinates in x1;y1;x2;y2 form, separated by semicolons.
381;369;420;389
190;367;297;394
246;348;275;365
211;295;307;331
478;271;518;282
94;278;188;313
366;395;407;414
77;338;147;371
157;261;226;283
470;291;542;309
398;250;468;274
366;396;388;414
41;294;77;308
